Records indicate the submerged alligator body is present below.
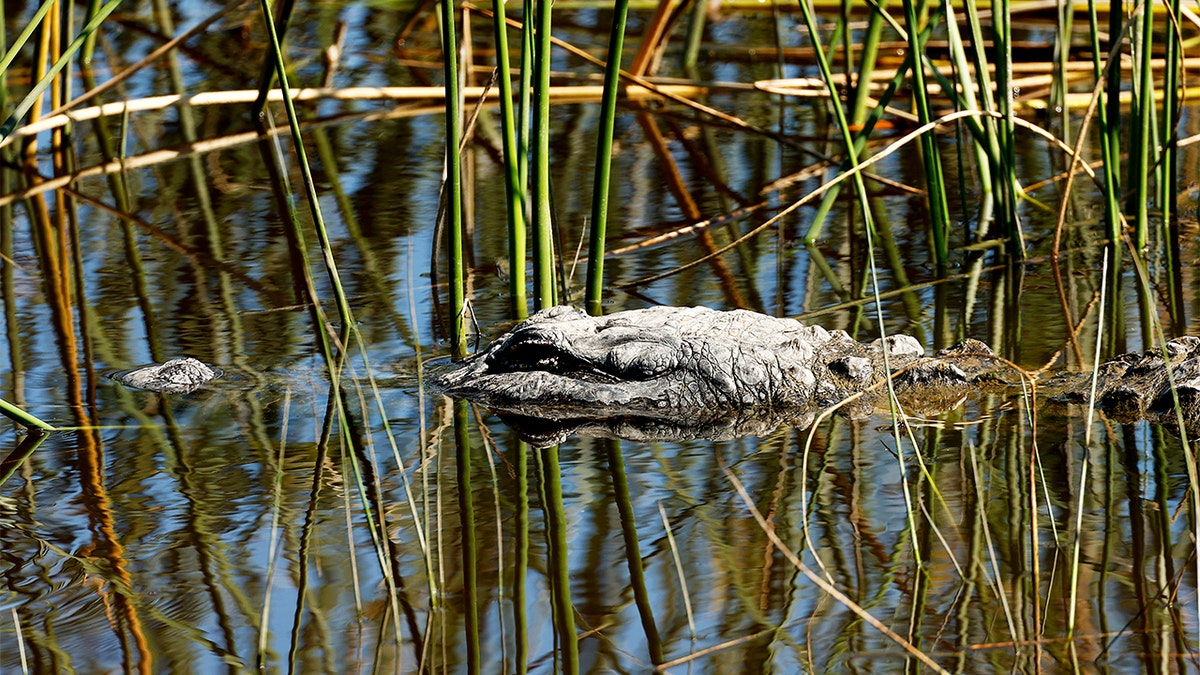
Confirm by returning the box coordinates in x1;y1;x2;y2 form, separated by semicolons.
436;305;1200;445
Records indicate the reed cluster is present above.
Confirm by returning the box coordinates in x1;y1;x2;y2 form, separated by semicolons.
429;0;1190;354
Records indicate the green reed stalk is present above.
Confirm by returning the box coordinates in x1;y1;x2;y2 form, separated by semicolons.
1051;0;1072;141
0;0;56;77
518;0;534;193
900;0;949;272
253;0;296;113
1104;0;1123;230
0;399;56;432
939;0;993;227
960;0;1008;213
80;0;101;64
849;0;887;126
531;0;557;309
584;0;630;316
991;0;1022;256
259;0;354;342
793;0;873;236
1131;0;1154;250
805;0;891;240
1087;0;1121;243
0;2;6;112
491;0;528;319
439;0;468;357
681;0;707;70
1161;0;1183;318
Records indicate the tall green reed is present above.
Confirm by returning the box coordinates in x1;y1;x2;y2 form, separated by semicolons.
531;0;558;310
490;0;529;319
438;0;468;357
900;0;950;271
1131;0;1155;250
1086;0;1122;244
585;0;631;316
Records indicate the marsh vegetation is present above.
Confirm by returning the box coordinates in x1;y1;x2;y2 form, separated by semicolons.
0;0;1198;672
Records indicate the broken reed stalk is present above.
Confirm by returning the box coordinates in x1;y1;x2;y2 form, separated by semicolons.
585;0;631;316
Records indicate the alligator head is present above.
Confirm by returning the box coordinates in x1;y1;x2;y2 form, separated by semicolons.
435;305;925;424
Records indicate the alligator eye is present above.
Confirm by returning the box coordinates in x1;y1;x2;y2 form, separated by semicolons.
491;335;562;372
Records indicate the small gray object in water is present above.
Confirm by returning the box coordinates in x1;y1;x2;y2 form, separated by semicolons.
113;357;220;394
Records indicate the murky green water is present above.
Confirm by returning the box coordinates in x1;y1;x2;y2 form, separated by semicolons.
2;2;1199;673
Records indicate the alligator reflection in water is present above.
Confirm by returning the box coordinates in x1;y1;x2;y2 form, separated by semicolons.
436;305;1200;446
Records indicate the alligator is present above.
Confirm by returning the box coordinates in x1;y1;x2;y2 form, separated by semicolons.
435;305;1200;446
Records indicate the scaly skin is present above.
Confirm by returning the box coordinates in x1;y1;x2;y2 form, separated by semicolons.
437;306;946;422
436;305;1200;444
